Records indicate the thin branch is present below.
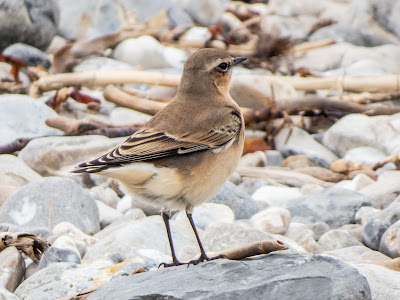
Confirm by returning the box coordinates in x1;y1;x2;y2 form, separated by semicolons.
103;85;167;115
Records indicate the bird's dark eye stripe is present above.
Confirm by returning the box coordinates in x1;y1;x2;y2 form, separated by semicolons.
218;62;229;70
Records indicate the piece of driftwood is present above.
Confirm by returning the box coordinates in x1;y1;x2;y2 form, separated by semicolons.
0;137;31;154
329;91;400;104
0;232;50;262
236;166;333;187
31;72;400;96
292;39;335;52
0;81;27;94
295;166;345;183
30;71;181;97
280;96;400;116
104;85;167;115
209;240;288;261
46;116;142;137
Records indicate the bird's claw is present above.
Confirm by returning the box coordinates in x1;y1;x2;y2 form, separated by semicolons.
187;253;227;267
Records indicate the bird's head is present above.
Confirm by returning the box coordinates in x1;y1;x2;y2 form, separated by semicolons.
178;48;247;98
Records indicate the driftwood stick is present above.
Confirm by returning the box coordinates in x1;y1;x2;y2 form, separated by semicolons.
279;96;400;116
31;73;400;96
330;91;400;104
104;85;167;115
30;71;181;97
0;232;50;262
46;116;143;136
293;39;335;52
211;240;288;260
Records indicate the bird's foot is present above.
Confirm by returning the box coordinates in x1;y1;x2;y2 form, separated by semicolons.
158;259;186;268
188;253;227;266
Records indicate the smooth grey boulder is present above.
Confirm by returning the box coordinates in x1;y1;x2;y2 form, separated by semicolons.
282;187;371;228
0;247;25;292
0;0;59;51
89;253;371;300
362;218;390;251
3;43;50;68
38;247;81;270
0;177;100;234
209;181;260;220
0;95;62;146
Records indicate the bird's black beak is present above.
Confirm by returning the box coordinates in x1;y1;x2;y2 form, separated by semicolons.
233;57;247;66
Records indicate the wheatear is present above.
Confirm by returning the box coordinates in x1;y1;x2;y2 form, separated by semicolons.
73;49;246;267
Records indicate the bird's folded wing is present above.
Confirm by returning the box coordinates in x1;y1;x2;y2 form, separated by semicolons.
73;111;242;172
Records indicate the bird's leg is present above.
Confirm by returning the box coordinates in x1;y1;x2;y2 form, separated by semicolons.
159;211;185;268
186;207;227;266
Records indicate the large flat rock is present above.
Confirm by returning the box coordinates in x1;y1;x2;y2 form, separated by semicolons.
89;253;371;300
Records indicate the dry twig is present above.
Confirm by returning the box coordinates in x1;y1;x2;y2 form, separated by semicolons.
104;85;167;115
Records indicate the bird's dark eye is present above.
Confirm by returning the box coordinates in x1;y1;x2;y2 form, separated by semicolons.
217;62;229;71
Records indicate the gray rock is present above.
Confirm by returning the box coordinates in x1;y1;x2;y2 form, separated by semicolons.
237;178;268;196
323;113;400;157
19;135;125;176
265;150;284;166
343;147;388;166
57;0;188;40
251;207;291;235
0;0;59;51
89;253;371;300
282;187;371;228
319;229;362;252
0;177;100;234
3;43;50;68
237;151;267;168
358;171;400;208
38;247;81;270
308;222;330;241
362;218;390;251
355;263;400;300
15;261;113;300
174;203;234;231
73;57;137;72
178;0;229;26
376;196;400;224
323;245;390;265
90;186;120;209
379;220;400;258
355;206;381;226
275;127;339;168
0;154;41;206
0;288;19;300
285;222;321;254
209;181;260;220
113;36;187;69
0;247;25;292
0;95;62;146
252;185;303;209
84;216;187;262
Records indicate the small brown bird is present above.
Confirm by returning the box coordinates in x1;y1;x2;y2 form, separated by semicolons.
72;48;246;267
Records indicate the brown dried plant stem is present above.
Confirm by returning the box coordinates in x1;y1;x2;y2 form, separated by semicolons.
104;85;167;115
30;71;181;97
31;73;400;96
211;240;288;261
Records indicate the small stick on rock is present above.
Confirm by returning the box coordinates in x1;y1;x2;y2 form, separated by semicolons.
210;240;288;260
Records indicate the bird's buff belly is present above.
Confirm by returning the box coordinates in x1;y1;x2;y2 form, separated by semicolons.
105;150;240;211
